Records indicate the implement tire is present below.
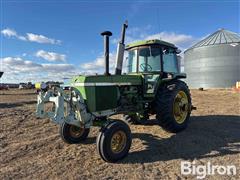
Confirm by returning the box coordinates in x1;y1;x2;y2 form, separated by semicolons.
60;122;89;144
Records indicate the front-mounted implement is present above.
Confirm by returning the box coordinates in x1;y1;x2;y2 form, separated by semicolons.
36;21;193;162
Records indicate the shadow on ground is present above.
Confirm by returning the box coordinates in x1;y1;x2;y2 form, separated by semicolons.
121;115;240;164
0;101;37;108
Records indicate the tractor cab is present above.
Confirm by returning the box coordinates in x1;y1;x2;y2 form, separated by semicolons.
126;39;182;94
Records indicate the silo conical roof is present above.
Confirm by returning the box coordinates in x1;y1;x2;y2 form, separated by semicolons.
186;29;240;51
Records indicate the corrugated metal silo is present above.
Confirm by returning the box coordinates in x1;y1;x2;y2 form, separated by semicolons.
184;29;240;88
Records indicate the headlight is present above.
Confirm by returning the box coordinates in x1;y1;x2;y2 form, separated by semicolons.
35;82;47;90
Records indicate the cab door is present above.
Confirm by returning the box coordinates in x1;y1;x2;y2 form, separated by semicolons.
137;46;162;95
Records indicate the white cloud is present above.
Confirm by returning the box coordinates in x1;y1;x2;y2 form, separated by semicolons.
1;28;61;45
81;53;116;72
26;33;61;44
18;36;27;41
80;52;116;74
145;32;198;50
1;28;17;37
42;64;74;73
1;28;27;41
80;52;129;75
35;50;66;62
113;25;199;50
0;57;79;83
2;57;42;72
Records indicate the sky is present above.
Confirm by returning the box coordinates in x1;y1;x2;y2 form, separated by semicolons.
0;0;239;83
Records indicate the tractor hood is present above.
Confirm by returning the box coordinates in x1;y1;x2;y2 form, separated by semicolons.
71;74;142;88
70;74;142;112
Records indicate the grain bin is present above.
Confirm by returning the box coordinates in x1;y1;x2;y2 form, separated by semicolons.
184;29;240;88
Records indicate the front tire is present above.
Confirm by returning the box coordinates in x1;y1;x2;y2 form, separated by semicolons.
155;80;191;133
60;122;90;144
96;120;132;162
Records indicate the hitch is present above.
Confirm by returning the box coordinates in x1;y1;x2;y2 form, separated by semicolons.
35;84;93;128
191;105;197;110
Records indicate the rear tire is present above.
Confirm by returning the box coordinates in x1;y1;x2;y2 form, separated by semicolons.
155;80;191;133
96;120;132;162
60;122;90;144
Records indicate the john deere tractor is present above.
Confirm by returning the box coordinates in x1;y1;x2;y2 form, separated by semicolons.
36;22;192;162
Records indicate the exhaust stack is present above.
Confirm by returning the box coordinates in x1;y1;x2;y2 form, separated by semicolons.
101;31;112;76
115;21;128;75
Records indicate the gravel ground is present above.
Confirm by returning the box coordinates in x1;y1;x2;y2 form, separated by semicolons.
0;89;239;180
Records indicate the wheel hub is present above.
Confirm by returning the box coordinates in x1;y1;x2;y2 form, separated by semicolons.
110;130;127;154
69;125;84;138
173;91;189;124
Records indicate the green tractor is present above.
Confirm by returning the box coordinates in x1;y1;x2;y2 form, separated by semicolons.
36;22;192;162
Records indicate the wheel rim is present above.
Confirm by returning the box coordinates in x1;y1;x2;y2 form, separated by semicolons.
110;130;127;154
173;91;189;124
69;125;84;138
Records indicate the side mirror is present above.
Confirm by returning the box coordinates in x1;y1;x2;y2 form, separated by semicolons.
163;49;169;54
176;49;181;54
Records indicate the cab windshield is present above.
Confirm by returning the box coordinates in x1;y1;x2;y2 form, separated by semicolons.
127;46;179;73
127;47;161;73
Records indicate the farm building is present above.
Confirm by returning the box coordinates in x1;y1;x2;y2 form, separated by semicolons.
184;29;240;88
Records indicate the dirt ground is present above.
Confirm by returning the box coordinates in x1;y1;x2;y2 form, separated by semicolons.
0;89;239;180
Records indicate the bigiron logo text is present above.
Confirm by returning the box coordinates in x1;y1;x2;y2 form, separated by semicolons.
181;161;237;179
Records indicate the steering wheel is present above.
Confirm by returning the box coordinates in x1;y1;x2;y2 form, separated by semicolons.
140;63;152;71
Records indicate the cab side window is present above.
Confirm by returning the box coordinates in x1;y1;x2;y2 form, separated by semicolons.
163;49;178;73
127;49;137;73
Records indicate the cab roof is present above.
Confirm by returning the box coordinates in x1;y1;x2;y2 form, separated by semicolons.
126;39;177;50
